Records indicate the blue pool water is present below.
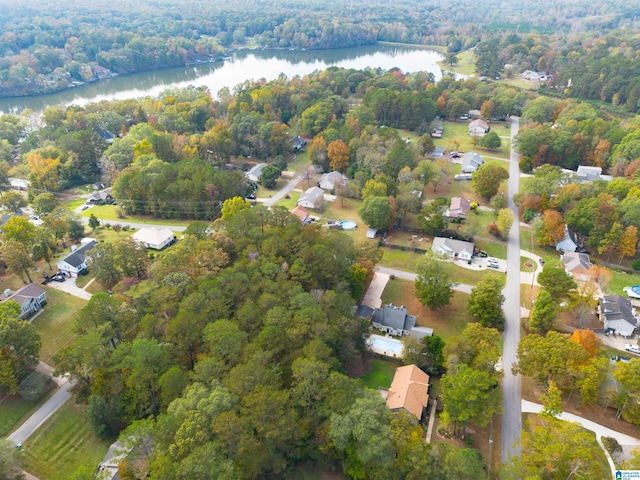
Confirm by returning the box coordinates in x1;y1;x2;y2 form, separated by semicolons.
369;335;404;357
340;220;357;230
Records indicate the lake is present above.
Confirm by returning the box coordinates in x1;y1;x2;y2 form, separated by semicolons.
0;44;449;114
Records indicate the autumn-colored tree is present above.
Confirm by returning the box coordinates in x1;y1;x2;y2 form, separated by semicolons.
496;208;514;238
327;140;349;172
221;197;251;220
569;330;599;357
598;221;623;263
308;136;328;170
619;225;638;264
533;209;565;246
27;153;61;196
480;100;495;120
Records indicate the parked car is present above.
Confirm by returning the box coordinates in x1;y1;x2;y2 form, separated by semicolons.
625;344;640;355
487;257;500;269
450;151;460;158
539;258;545;266
80;204;89;211
454;173;473;181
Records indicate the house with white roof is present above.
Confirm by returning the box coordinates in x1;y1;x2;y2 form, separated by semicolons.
246;163;267;183
297;187;326;211
561;251;592;283
461;152;484;173
132;227;176;250
556;225;578;252
319;171;347;191
432;237;474;261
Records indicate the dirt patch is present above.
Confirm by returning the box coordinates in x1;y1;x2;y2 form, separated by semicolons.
346;354;371;378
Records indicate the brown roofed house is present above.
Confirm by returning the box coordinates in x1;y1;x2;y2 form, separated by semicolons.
291;205;310;224
386;364;430;422
446;196;471;219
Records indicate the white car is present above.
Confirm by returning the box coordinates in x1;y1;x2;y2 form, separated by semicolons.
625;344;640;355
487;258;500;269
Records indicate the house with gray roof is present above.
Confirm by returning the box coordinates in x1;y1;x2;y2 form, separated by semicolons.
371;303;419;336
561;251;592;282
461;152;484;173
56;238;97;277
297;187;326;211
432;237;474;261
87;188;114;205
556;225;578;252
2;283;47;319
319;171;347;191
599;295;638;337
246;163;267;183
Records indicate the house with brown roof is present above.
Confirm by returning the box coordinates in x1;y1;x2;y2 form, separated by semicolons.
446;196;471;219
386;364;430;422
2;284;47;319
291;205;310;224
468;119;490;136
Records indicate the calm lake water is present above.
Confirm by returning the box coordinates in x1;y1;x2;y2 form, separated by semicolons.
0;44;448;114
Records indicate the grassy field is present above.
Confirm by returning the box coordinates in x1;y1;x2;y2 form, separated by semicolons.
255;179;287;199
379;249;425;272
520;226;559;263
607;270;640;296
63;198;86;210
22;401;112;480
79;205;191;227
0;274;27;291
475;237;507;260
433;121;511;159
381;278;473;339
0;391;53;437
438;49;476;76
274;190;301;211
359;358;399;390
32;286;87;366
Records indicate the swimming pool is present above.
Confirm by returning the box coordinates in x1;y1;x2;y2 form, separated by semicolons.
368;334;404;358
340;220;357;230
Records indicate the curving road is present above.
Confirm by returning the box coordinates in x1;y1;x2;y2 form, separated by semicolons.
501;116;522;463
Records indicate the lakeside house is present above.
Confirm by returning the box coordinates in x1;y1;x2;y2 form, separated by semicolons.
2;284;47;319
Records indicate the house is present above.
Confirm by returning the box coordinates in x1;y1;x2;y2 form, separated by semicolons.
132;227;176;250
93;65;113;80
599;295;638;337
432;237;475;261
291;205;310;224
2;284;47;319
87;188;114;205
56;238;97;277
8;177;29;191
430;146;445;158
386;365;430;422
446;196;471;219
0;213;15;227
319;171;346;191
355;304;374;320
97;440;129;480
297;187;326;211
561;252;592;283
556;225;578;252
290;136;307;153
468;109;481;118
246;163;267;183
468;119;490;136
371;303;417;336
575;166;613;183
97;130;116;143
461;152;484;173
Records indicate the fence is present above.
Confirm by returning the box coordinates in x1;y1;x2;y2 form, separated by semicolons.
379;242;428;254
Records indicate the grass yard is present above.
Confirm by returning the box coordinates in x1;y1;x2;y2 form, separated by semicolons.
274;190;301;211
21;400;112;480
62;198;86;210
437;49;476;76
80;205;191;227
475;237;507;260
32;286;87;366
319;197;370;243
0;392;53;437
359;358;399;390
381;278;473;340
606;270;640;296
520;226;558;262
520;284;540;310
433;121;511;159
255;179;287;199
0;273;27;291
379;249;425;272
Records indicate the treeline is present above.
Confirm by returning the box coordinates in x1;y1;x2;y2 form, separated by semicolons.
0;0;636;97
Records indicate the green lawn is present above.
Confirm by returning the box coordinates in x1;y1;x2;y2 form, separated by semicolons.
607;270;640;296
379;249;425;272
62;198;86;210
0;274;27;291
80;205;191;227
474;238;507;260
437;49;476;76
359;359;399;390
274;190;300;211
255;179;287;199
0;392;53;437
434;121;511;159
381;278;472;339
32;286;87;366
21;400;112;480
520;226;558;263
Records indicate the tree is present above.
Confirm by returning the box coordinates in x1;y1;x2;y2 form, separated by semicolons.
0;302;41;393
308;136;328;171
419;199;447;235
537;262;577;302
480;99;495;120
619;225;638;264
495;208;513;238
528;289;558;335
184;221;210;240
0;439;23;479
444;323;502;373
598;221;623;263
480;131;501;149
221;196;251;220
92;243;122;290
540;380;563;419
2;216;36;247
417;134;435;156
401;334;446;375
414;251;456;309
32;192;59;216
358;196;392;230
569;330;599;357
473;163;508;199
0;239;34;283
440;364;501;438
259;164;281;189
88;213;100;231
467;274;505;330
533;209;565;246
0;190;27;212
613;359;640;424
360;179;387;200
328;140;349;172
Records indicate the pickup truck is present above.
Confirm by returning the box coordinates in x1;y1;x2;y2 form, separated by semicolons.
625;344;640;355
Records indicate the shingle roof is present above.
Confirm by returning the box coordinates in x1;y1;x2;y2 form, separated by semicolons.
291;205;310;220
4;283;45;308
298;187;325;204
386;365;430;419
132;227;174;246
601;295;637;335
372;304;417;331
60;240;96;268
562;252;592;274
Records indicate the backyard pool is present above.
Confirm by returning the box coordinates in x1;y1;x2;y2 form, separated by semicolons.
367;334;404;358
340;220;357;230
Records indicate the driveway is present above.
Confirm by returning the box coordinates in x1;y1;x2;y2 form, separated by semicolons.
262;174;301;208
362;272;389;309
44;276;92;300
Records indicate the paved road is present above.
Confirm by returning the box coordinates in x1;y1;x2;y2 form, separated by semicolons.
375;266;474;294
501;116;522;463
7;380;73;445
262;174;301;208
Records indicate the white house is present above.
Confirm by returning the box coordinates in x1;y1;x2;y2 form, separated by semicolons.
432;237;474;261
246;163;267;183
600;295;638;337
468;119;490;136
461;152;484;173
297;187;326;210
556;225;578;252
132;227;176;250
318;171;346;191
57;238;97;277
2;284;47;319
8;177;29;191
